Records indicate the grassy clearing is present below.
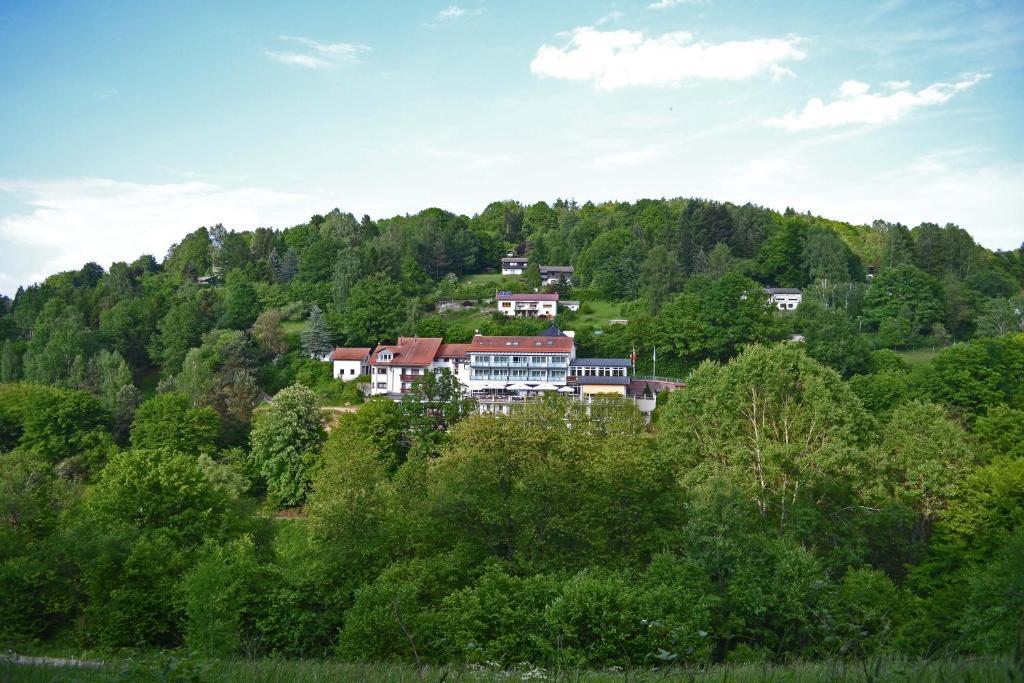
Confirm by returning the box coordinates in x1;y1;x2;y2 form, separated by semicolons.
281;320;306;336
573;299;624;328
2;655;1018;683
896;347;942;367
461;272;514;287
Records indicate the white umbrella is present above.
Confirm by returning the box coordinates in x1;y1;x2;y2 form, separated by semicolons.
535;383;560;392
557;386;576;393
507;383;532;391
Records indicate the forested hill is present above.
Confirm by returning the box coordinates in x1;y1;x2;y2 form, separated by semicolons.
2;197;1022;387
2;195;1024;667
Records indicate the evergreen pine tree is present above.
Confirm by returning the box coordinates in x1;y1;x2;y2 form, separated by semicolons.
301;305;332;359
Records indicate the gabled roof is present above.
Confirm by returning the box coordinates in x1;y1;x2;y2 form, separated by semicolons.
468;335;575;353
539;265;574;273
496;292;559;302
570;358;632;367
577;375;631;386
329;347;371;361
501;257;528;263
369;337;444;367
538;323;567;337
765;287;802;295
436;343;471;359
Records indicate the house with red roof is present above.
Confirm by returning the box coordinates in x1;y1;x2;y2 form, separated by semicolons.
496;290;559;318
328;347;371;381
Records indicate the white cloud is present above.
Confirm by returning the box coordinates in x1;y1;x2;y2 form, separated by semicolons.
0;178;321;294
265;51;332;69
438;5;465;19
719;152;1023;250
530;28;804;90
432;5;484;23
882;79;911;90
766;73;989;131
595;10;624;26
266;35;368;68
648;0;707;9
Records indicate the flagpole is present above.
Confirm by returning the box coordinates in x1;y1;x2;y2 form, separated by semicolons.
652;346;656;379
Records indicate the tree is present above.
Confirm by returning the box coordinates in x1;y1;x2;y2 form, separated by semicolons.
151;292;213;374
862;264;944;338
878;401;976;522
220;270;261;330
130;393;220;456
975;295;1024;337
341;274;404;346
300;304;333;358
653;274;779;370
659;344;871;536
249;384;326;508
251;308;289;355
400;369;474;456
640;248;682;314
21;300;92;387
176;330;261;436
792;300;872;377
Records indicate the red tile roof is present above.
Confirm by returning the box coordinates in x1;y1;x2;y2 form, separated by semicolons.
468;335;575;353
496;292;559;302
369;337;444;367
329;347;371;361
436;343;471;359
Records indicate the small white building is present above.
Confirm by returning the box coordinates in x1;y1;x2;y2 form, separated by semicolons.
539;265;574;285
496;291;559;318
328;347;371;380
766;287;802;310
562;300;580;312
501;257;528;275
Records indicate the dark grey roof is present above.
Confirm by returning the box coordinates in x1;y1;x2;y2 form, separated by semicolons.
765;287;801;294
571;358;632;367
502;257;528;263
576;375;631;386
538;323;567;337
540;265;573;272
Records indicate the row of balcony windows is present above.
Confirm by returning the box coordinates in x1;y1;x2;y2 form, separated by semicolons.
471;370;566;381
470;357;568;367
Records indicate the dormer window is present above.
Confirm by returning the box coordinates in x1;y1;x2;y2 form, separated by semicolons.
378;351;393;362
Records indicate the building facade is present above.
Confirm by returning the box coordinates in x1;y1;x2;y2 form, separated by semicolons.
766;287;802;310
496;291;559;317
539;265;574;285
329;347;370;380
501;257;528;275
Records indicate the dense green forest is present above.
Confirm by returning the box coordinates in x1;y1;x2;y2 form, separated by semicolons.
1;197;1023;670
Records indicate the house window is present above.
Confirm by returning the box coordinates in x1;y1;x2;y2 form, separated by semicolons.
376;382;386;389
376;367;386;375
349;368;356;375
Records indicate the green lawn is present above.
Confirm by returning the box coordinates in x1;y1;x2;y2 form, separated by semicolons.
0;655;1014;683
281;320;306;336
461;272;514;287
896;347;942;367
573;298;624;327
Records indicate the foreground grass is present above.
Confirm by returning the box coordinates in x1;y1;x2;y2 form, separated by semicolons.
1;655;1019;683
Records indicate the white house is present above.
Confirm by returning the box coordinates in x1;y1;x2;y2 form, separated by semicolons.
467;333;576;398
562;300;580;312
501;256;528;275
328;347;370;380
766;287;802;310
366;337;473;398
496;291;558;318
358;329;678;419
539;265;574;285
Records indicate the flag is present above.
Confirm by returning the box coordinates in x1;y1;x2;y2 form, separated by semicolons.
630;343;637;368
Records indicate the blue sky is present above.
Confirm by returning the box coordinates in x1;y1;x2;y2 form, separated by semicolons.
1;0;1022;296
